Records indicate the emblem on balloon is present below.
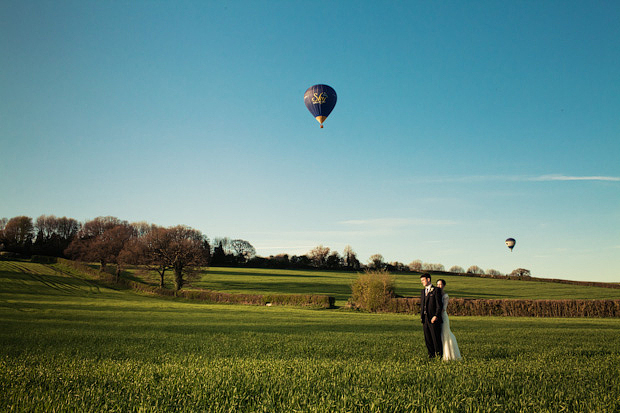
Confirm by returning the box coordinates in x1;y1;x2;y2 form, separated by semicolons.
304;84;337;128
312;92;328;104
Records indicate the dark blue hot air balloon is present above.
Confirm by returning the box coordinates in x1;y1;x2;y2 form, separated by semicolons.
304;84;337;128
505;238;516;251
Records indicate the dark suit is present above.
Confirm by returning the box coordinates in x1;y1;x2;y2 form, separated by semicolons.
420;286;443;358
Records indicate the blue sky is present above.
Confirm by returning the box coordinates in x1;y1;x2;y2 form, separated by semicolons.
1;1;619;282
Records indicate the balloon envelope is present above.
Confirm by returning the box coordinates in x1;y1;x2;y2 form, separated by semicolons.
304;84;337;128
505;238;516;251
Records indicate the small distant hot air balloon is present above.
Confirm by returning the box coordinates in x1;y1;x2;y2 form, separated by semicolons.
505;238;516;251
304;84;337;128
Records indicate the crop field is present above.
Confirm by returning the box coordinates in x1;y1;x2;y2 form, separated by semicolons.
1;261;620;412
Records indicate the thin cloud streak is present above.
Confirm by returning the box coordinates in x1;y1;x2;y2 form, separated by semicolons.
529;174;620;182
340;218;457;227
254;244;317;250
410;174;620;183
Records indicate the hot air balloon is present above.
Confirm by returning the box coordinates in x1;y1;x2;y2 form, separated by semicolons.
505;238;516;251
304;84;337;128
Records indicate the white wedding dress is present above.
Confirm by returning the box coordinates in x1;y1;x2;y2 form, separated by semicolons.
441;293;462;361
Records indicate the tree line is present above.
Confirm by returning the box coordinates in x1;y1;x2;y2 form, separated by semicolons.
0;215;247;290
1;214;528;288
0;215;363;272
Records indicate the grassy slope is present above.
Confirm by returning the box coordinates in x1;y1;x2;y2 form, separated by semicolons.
6;261;618;306
188;267;620;306
1;260;619;411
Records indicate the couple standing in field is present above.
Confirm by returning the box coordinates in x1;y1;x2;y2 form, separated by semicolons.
420;273;462;361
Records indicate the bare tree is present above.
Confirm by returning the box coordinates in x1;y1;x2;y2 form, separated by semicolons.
32;215;80;257
510;268;531;279
230;239;256;262
65;217;132;272
343;245;360;270
0;216;34;253
120;226;170;287
122;225;209;290
308;245;330;268
467;265;485;275
35;215;58;241
213;237;233;254
81;216;127;239
421;262;433;271
487;269;503;276
131;221;155;238
408;260;423;272
449;265;464;273
165;226;209;290
367;253;385;270
423;263;445;271
56;217;80;241
102;225;137;280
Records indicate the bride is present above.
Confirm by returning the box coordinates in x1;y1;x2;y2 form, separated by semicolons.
436;279;462;361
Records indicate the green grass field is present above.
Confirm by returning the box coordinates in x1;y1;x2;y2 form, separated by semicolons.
189;267;620;306
1;261;620;411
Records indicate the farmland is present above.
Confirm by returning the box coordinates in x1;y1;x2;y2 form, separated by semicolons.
1;261;620;411
173;267;620;306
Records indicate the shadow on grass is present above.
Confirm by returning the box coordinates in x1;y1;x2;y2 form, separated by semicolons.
1;271;107;295
195;280;351;299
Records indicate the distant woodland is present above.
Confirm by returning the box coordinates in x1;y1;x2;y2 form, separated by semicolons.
3;214;615;291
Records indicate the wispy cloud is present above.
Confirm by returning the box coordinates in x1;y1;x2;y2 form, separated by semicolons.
410;174;620;183
339;218;457;227
528;174;620;182
250;218;458;255
253;244;316;250
254;245;317;256
410;175;517;183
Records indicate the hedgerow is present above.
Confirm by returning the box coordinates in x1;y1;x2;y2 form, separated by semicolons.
387;297;620;317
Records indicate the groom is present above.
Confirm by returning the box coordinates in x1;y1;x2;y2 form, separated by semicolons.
420;273;443;359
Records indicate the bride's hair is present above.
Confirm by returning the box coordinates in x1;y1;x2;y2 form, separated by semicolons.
437;279;446;287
